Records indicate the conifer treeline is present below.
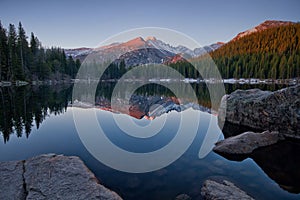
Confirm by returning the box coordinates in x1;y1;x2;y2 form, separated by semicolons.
0;21;80;81
0;85;72;143
211;23;300;79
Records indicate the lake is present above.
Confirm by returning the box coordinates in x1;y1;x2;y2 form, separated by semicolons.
0;82;299;200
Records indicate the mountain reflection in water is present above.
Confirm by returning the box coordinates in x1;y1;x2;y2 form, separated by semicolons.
1;82;299;199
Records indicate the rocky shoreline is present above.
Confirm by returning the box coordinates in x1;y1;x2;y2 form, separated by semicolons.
216;84;300;156
218;84;300;139
0;154;255;200
0;154;122;200
2;85;298;199
213;84;300;194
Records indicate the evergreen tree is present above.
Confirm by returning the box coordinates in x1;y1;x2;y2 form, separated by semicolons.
17;22;29;79
279;55;287;79
8;24;22;80
0;21;9;80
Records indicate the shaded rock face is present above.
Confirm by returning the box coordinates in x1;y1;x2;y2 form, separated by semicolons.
201;179;254;200
220;121;261;138
114;48;175;68
213;131;282;155
218;84;300;138
0;154;122;200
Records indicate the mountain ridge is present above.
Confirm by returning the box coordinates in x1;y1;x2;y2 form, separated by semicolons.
232;20;294;41
65;20;298;76
65;36;224;61
65;20;294;60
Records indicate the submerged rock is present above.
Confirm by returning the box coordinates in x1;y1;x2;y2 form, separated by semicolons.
175;193;192;200
0;154;122;200
218;84;300;139
201;179;254;200
213;130;282;155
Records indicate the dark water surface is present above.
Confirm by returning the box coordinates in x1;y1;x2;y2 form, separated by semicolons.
0;83;299;200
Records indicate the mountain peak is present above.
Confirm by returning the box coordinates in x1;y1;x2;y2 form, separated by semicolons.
216;42;225;45
261;20;293;25
130;37;145;42
257;20;293;30
124;37;147;47
232;20;294;41
145;36;157;41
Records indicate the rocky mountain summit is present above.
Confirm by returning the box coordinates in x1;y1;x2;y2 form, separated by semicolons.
232;20;294;41
65;36;224;65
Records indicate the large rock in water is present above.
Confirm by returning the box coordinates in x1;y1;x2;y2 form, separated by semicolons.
0;154;122;200
213;130;282;155
218;84;300;138
201;179;254;200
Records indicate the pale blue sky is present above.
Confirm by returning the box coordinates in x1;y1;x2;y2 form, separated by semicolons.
0;0;299;48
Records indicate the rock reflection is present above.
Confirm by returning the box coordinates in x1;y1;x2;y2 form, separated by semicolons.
215;134;300;194
251;140;300;194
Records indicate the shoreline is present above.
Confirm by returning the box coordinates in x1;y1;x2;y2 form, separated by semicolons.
0;154;255;200
1;77;299;87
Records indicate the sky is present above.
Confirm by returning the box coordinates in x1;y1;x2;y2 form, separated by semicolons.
0;0;299;49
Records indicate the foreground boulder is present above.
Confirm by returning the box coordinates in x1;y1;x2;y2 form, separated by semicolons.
0;154;122;200
218;84;300;139
213;130;282;155
201;179;254;200
0;161;26;200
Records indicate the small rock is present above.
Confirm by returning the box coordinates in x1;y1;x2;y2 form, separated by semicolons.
213;130;281;155
126;176;141;189
201;179;254;200
175;193;192;200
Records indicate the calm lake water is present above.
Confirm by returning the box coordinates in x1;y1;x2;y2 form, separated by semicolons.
0;82;299;200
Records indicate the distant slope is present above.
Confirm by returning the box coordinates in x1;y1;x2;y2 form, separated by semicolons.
210;21;300;79
231;20;294;41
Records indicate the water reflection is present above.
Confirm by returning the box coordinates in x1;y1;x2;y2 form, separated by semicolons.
0;82;289;142
0;85;72;142
0;82;299;199
217;116;300;194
